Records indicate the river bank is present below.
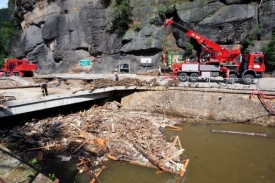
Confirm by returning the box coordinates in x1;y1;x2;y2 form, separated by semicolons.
121;88;275;126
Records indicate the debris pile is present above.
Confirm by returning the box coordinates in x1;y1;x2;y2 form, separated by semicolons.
165;79;181;88
73;78;160;94
0;92;16;109
0;101;189;181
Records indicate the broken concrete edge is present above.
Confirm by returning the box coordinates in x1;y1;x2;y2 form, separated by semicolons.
2;87;114;106
4;85;274;108
0;92;113;117
0;144;52;183
0;84;40;90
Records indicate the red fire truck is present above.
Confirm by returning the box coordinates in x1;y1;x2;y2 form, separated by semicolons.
164;18;265;84
0;59;37;77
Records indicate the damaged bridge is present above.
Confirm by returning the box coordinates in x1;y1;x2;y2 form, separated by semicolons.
0;86;137;118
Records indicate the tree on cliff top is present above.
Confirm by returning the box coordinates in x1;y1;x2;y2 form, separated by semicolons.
0;8;9;25
111;0;133;33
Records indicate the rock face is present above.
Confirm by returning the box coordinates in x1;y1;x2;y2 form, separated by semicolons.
10;0;275;74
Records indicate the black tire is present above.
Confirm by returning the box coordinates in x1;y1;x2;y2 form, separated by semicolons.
227;74;238;84
242;74;254;85
178;72;188;82
189;73;199;82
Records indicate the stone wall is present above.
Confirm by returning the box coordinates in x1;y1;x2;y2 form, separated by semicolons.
120;89;275;126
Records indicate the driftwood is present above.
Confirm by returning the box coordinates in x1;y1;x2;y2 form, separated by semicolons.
162;136;184;164
24;143;55;151
72;138;90;154
128;160;181;175
165;124;182;131
2;101;188;181
163;136;179;162
90;166;105;183
176;159;190;183
210;129;268;137
82;144;103;156
79;131;108;149
132;142;165;170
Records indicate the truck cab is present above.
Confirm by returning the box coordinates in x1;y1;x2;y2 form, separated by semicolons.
237;52;265;84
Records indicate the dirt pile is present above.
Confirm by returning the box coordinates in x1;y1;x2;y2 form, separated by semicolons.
0;101;188;180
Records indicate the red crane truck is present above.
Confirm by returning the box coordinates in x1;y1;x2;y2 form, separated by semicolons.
0;59;37;77
164;18;265;84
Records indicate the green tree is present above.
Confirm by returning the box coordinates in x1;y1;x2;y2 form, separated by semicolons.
242;35;254;54
111;0;133;33
0;8;9;25
185;43;194;57
0;21;16;68
0;0;16;68
8;0;16;14
263;33;275;71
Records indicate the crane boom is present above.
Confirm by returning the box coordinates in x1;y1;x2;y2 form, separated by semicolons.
164;18;241;63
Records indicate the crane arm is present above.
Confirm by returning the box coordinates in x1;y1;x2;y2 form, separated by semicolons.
164;18;234;55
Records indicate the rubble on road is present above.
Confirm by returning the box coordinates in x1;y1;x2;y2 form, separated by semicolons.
0;92;16;109
0;101;189;180
72;78;160;94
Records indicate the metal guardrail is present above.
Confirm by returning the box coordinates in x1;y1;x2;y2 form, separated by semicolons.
257;78;275;91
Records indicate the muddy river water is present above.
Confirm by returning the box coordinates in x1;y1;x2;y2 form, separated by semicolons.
45;122;275;183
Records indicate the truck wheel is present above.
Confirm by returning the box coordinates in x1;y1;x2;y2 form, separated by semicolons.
242;74;254;85
227;74;238;84
178;72;188;82
189;73;199;82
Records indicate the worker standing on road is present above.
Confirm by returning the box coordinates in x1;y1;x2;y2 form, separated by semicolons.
114;69;119;81
40;81;48;96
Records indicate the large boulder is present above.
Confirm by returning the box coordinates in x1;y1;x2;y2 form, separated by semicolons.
15;25;43;58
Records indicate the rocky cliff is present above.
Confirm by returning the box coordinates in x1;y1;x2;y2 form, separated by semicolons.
10;0;275;74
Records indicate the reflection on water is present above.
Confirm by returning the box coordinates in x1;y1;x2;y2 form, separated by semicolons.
47;122;275;183
165;122;275;183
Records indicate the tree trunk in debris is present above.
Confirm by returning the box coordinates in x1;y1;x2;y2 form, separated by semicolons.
210;129;268;137
82;144;103;156
133;142;165;170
